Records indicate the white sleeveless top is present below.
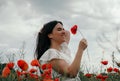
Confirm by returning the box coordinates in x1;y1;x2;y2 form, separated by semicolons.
40;42;81;81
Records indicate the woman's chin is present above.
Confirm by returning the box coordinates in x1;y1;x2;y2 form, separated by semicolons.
59;41;65;44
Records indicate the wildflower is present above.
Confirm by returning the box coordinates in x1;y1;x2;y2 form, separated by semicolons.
16;70;28;78
44;69;52;75
6;62;14;69
31;59;40;67
70;24;90;61
96;74;103;79
42;63;52;70
29;68;37;73
54;78;60;81
42;64;47;70
70;25;77;35
101;60;108;65
41;69;52;79
21;71;29;77
2;66;11;78
107;67;113;72
113;68;119;72
96;74;108;81
85;73;92;78
17;59;29;71
47;63;52;69
44;74;52;79
16;70;22;77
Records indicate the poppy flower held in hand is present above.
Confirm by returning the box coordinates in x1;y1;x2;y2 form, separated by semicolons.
70;25;78;35
70;24;90;61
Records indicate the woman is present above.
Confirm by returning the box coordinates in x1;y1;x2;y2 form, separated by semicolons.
35;20;87;81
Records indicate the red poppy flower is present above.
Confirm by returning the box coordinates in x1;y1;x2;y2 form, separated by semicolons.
96;74;108;81
31;59;40;67
42;63;52;70
29;68;37;73
85;73;92;78
41;69;52;79
16;70;22;77
107;67;113;72
42;64;47;70
47;64;52;69
113;68;119;72
101;60;108;65
6;62;14;69
54;78;60;81
16;70;29;77
96;74;103;79
2;66;11;78
70;25;78;35
44;69;52;75
44;73;52;79
17;59;29;71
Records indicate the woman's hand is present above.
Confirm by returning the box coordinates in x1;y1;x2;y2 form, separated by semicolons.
78;38;87;51
64;30;70;44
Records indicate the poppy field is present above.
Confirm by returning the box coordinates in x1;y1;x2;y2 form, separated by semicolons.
79;60;120;81
1;59;120;81
0;59;59;81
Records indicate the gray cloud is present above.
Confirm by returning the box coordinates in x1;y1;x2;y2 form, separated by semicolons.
28;0;72;14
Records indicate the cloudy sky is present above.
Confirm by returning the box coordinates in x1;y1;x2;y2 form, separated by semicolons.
1;0;120;73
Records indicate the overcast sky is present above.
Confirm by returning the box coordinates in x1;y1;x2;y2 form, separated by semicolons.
1;0;120;73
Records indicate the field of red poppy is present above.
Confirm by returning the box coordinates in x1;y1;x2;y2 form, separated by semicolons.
79;60;120;81
0;59;120;81
0;59;60;81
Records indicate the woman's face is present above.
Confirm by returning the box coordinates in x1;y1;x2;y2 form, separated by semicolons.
48;23;66;44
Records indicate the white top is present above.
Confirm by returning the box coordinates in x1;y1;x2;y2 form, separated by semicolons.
40;42;81;81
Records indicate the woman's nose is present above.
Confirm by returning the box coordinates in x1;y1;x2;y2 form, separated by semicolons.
62;30;66;34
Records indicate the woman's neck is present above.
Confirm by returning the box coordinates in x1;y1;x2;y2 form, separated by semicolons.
50;41;61;51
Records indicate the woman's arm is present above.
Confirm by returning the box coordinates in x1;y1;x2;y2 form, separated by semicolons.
49;38;87;77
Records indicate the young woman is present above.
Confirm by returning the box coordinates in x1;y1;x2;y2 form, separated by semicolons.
35;20;87;81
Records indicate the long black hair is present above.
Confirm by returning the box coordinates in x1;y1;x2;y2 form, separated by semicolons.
35;20;63;60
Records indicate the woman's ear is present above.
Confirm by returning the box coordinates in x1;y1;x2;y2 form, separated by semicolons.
48;34;53;39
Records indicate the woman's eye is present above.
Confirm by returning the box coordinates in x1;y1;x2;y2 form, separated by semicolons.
57;28;62;31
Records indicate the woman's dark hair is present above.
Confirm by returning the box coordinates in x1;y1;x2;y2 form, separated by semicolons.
35;20;63;60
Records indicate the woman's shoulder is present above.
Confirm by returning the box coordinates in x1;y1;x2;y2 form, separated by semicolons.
45;48;60;53
41;48;58;57
39;48;60;62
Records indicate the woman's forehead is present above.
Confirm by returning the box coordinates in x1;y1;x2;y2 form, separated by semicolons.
54;23;63;28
